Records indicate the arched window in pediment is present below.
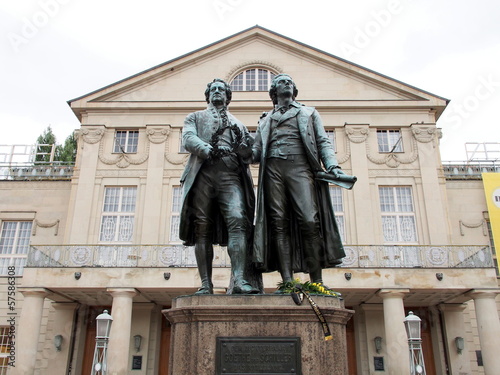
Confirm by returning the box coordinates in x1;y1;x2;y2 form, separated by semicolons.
230;68;277;91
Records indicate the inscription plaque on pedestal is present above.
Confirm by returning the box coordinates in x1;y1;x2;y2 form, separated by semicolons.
216;337;302;375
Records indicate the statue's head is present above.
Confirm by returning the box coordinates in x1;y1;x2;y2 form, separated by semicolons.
205;78;232;106
269;74;298;105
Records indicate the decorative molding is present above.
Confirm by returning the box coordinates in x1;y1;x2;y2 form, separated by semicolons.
368;169;421;177
96;169;148;177
165;154;189;165
335;129;351;165
345;126;369;144
411;124;439;144
146;125;171;144
78;127;105;144
98;139;149;168
32;219;59;236
225;60;283;82
459;220;487;236
164;127;189;166
366;138;418;168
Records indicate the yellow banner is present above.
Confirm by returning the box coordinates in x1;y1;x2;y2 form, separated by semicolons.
482;173;500;261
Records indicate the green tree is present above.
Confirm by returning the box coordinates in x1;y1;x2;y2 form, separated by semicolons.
35;126;77;163
55;132;77;163
35;126;57;163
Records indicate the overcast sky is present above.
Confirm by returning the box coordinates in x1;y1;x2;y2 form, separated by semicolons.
1;0;499;160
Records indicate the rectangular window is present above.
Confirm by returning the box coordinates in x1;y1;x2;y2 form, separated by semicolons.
113;130;139;153
0;327;10;373
377;129;403;153
170;187;183;242
0;221;32;275
99;187;137;242
325;130;336;153
379;186;417;243
329;186;345;242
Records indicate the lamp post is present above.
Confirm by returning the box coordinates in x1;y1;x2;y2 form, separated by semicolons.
404;311;426;375
91;310;113;375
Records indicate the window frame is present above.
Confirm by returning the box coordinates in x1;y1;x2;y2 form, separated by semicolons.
379;186;418;244
329;186;346;242
377;129;403;153
113;130;139;154
0;220;32;276
169;186;183;243
0;326;11;372
230;68;277;92
99;187;137;243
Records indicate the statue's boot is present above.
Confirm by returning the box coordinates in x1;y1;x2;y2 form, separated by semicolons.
303;232;323;284
275;237;293;294
194;241;213;295
228;238;259;294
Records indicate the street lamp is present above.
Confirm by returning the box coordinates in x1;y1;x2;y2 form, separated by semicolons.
91;310;113;374
404;311;426;375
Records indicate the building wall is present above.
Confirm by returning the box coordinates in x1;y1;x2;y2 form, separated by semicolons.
1;27;499;374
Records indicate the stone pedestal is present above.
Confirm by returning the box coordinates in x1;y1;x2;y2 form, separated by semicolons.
163;295;354;375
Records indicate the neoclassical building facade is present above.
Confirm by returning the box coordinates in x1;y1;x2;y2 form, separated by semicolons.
1;26;499;374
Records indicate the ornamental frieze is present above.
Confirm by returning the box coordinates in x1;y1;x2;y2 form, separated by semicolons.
345;125;369;143
411;124;442;144
366;138;418;168
77;127;105;144
146;125;171;144
98;140;149;168
32;219;60;236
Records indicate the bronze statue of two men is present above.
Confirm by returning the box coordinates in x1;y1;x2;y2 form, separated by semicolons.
179;74;347;294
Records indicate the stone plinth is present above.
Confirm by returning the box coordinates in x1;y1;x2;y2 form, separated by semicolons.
163;294;354;375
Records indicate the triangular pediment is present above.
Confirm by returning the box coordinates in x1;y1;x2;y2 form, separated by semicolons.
69;26;448;119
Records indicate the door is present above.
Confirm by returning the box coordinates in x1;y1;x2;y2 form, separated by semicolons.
346;313;358;375
158;310;171;375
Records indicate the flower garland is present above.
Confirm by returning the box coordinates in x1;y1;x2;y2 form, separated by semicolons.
276;278;341;341
277;278;341;298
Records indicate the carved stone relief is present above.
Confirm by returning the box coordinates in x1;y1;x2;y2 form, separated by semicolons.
459;219;487;236
32;219;60;236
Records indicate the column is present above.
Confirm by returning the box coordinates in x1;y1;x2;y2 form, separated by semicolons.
469;290;500;375
410;124;449;243
13;288;50;375
378;289;410;375
438;304;471;375
344;124;376;244
107;288;137;375
141;125;170;244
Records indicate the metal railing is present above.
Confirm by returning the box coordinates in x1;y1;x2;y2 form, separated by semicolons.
1;162;75;180
26;244;493;269
0;144;75;181
442;161;500;179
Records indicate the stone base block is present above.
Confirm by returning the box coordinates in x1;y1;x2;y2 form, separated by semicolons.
163;294;354;375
